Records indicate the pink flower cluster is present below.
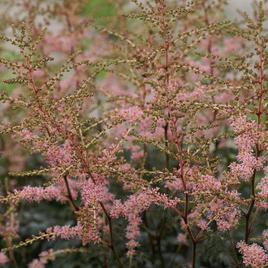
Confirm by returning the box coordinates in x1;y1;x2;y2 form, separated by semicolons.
237;241;268;268
81;180;114;205
116;106;144;123
263;230;268;251
0;252;9;265
15;186;61;202
192;175;221;193
229;116;263;180
45;140;74;167
256;167;268;208
2;0;268;266
209;198;240;231
28;250;54;268
111;189;179;256
47;225;82;240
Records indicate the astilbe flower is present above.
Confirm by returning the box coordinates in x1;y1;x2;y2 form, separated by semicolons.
187;192;241;233
45;140;74;167
263;230;268;251
14;185;62;203
256;167;268;208
165;166;199;192
229;116;263;180
177;233;187;245
138;116;165;140
28;259;45;268
14;177;81;204
111;188;179;256
127;145;144;161
115;162;145;191
81;180;114;205
191;175;221;193
79;179;115;243
0;252;9;265
116;106;144;123
176;85;205;102
28;249;54;268
237;241;268;268
47;225;82;240
99;73;130;97
76;208;102;244
207;198;240;232
1;0;268;267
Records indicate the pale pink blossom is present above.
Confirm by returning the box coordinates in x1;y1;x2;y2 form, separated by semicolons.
224;38;239;54
117;106;143;123
237;241;268;268
208;198;240;231
47;225;82;240
229;116;262;180
263;230;268;250
28;259;45;268
81;181;114;205
177;233;187;244
111;189;179;255
176;86;205;101
32;69;45;78
257;176;268;200
45;140;73;167
192;175;221;193
139;117;164;140
15;185;61;202
99;74;130;96
128;145;144;160
0;252;9;265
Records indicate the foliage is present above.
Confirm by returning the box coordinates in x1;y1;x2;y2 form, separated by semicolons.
0;0;268;268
